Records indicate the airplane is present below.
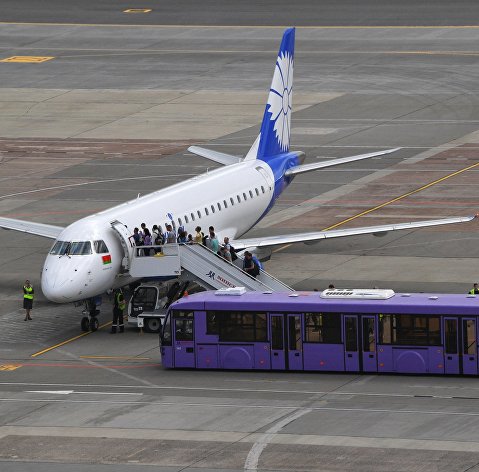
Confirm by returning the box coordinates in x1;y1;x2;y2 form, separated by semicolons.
0;27;475;331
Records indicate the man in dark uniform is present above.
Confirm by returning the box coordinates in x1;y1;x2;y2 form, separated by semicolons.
111;289;126;333
23;280;34;321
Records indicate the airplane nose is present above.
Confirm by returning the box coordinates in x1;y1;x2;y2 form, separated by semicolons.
41;272;74;303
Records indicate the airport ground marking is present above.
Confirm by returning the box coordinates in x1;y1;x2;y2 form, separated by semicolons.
79;355;151;360
123;9;152;14
0;365;21;372
0;56;54;63
2;22;479;29
31;321;112;358
273;160;479;253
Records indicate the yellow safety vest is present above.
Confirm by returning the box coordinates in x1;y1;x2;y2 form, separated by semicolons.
116;292;126;311
23;286;34;300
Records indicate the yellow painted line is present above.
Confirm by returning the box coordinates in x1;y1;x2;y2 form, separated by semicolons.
123;9;152;13
80;356;151;360
1;22;479;29
273;160;479;254
0;364;21;371
31;321;112;358
0;56;54;63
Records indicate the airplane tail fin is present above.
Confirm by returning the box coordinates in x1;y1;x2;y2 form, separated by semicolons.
244;27;295;162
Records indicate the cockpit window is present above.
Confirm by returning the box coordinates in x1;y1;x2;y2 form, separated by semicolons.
50;241;69;255
50;240;92;255
93;240;109;254
69;241;92;255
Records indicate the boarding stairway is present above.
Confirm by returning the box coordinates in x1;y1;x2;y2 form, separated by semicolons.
128;243;292;292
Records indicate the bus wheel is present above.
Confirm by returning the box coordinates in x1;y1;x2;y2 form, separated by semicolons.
90;317;99;332
144;317;161;333
81;317;90;332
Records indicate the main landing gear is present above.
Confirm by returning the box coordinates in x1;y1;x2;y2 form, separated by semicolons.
81;298;100;332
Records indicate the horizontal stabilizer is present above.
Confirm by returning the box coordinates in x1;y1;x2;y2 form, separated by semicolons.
188;146;241;166
285;148;401;177
0;217;64;239
232;215;476;250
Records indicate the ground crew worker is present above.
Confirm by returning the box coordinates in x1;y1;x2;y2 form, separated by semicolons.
23;280;34;321
111;288;126;333
469;283;479;295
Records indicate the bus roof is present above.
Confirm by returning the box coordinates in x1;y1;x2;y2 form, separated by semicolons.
169;291;479;316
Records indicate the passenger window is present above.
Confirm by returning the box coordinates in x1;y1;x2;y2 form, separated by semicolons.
93;240;109;254
191;212;195;221
184;215;189;223
362;318;375;352
305;313;341;343
205;208;209;216
223;200;228;208
217;202;221;211
243;192;247;201
288;315;302;351
230;197;234;206
178;218;182;226
175;319;193;341
218;311;267;342
261;186;265;193
211;205;215;214
237;195;241;203
255;188;259;196
249;190;253;198
206;312;219;334
197;210;201;218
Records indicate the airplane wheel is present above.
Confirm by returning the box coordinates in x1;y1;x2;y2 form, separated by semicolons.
81;317;90;332
90;318;99;332
144;317;161;333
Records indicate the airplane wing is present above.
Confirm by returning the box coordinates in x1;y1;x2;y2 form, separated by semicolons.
0;217;64;239
285;148;401;177
188;146;241;166
232;215;476;250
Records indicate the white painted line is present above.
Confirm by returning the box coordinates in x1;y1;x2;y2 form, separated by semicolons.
244;408;312;471
26;390;142;396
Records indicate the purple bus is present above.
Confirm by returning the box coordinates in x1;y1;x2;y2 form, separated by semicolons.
160;289;479;375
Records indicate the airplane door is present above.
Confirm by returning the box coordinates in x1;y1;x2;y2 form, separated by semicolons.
361;316;377;372
110;220;134;271
462;318;478;375
270;314;285;370
344;315;360;372
443;317;459;374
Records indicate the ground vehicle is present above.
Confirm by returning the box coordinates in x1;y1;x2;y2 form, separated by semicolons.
128;280;205;332
161;289;479;375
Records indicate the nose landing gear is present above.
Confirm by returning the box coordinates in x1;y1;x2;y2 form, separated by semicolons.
80;297;101;332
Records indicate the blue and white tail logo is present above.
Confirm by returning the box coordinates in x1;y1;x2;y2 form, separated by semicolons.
256;27;295;160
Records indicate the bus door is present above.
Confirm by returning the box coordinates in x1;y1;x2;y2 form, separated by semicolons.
361;316;377;372
344;315;359;371
443;317;459;374
172;311;195;368
462;318;477;375
287;314;303;370
270;314;286;369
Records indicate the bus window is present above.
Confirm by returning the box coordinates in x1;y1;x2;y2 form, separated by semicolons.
445;319;458;354
271;316;283;350
379;314;392;344
219;311;267;342
464;319;477;355
288;315;302;351
345;317;358;351
173;310;194;341
161;313;172;346
206;312;219;334
305;313;341;343
362;318;375;352
392;315;441;346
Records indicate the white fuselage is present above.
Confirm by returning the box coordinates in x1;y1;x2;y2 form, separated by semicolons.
41;160;276;303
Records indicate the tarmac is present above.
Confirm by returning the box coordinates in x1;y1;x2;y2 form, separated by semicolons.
2;2;479;471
